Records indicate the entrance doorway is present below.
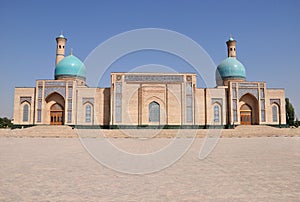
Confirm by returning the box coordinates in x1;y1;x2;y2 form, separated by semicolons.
240;104;252;125
50;103;64;125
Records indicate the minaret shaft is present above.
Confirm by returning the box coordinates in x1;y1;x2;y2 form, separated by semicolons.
55;35;67;65
226;37;237;58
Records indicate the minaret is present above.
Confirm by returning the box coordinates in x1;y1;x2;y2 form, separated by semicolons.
226;34;237;58
55;32;67;65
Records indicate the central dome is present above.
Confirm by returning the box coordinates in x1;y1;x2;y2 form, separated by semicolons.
216;57;246;84
55;55;86;79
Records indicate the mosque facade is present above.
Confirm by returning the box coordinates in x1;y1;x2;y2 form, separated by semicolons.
13;34;286;128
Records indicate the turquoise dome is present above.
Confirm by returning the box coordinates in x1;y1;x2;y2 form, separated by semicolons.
55;55;86;79
216;57;246;80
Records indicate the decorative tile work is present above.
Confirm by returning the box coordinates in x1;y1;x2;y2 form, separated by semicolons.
37;110;41;122
238;88;258;100
239;83;258;88
44;86;66;99
232;98;238;122
38;87;43;98
186;75;192;81
68;81;73;87
68;87;73;99
67;111;72;123
186;82;192;95
186;82;193;122
260;100;265;110
116;75;122;81
233;111;238;122
38;99;42;109
45;81;66;86
232;88;237;98
270;99;281;105
124;75;184;83
115;82;122;123
82;98;94;105
20;97;32;104
261;111;266;122
260;88;265;98
211;98;223;105
233;100;237;110
68;99;72;110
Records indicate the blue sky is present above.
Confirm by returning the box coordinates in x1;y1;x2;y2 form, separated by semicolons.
0;0;299;118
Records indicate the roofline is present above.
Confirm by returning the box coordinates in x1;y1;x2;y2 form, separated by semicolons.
111;72;197;75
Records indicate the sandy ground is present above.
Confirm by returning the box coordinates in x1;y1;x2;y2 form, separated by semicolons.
0;125;300;138
0;137;300;201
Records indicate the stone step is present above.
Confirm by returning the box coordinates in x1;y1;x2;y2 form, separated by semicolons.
11;125;77;137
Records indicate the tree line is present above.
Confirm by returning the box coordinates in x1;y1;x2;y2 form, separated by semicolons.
0;117;13;128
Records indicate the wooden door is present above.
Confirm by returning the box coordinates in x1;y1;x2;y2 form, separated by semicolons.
50;103;64;125
240;113;251;125
240;104;252;125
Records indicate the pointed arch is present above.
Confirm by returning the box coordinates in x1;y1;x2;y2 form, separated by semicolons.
46;92;65;125
239;93;259;125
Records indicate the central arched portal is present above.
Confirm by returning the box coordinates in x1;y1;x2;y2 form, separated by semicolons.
240;104;252;125
239;93;259;125
46;92;65;125
50;103;64;125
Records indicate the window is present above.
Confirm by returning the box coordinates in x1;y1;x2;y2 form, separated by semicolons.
272;105;278;122
149;101;160;122
214;105;220;123
23;104;29;122
85;105;91;123
59;45;61;49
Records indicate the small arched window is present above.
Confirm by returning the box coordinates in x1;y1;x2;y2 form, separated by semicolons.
23;104;29;122
214;105;220;123
149;101;160;122
85;105;91;123
272;105;278;122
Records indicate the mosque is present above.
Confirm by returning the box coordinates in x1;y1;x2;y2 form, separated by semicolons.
13;34;286;128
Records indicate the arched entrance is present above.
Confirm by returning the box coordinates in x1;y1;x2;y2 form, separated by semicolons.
50;103;64;125
239;93;259;125
240;104;252;125
46;92;65;125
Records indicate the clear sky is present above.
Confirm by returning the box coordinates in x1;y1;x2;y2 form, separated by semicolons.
0;0;299;118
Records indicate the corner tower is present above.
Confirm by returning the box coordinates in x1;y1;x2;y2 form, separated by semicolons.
55;33;67;65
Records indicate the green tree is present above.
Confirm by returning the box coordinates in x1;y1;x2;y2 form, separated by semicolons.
0;117;13;128
285;98;295;126
295;118;299;128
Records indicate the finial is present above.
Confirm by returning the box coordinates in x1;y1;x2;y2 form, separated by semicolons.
58;30;65;38
228;34;234;41
70;48;73;55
